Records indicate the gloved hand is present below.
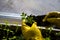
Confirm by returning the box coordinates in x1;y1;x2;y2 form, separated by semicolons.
43;11;60;28
21;19;44;40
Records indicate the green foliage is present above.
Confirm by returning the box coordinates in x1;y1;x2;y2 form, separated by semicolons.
13;22;19;32
21;12;35;24
56;32;60;36
45;37;51;40
21;12;27;20
26;16;35;24
0;20;22;40
16;35;24;40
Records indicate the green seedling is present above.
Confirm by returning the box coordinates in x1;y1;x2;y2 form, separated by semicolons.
56;32;60;36
13;22;19;32
0;24;2;29
45;37;51;40
21;12;27;20
21;12;35;24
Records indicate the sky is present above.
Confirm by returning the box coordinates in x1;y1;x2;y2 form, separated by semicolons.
0;0;60;17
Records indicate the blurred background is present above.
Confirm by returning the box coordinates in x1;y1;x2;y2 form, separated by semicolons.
0;0;60;15
0;0;60;24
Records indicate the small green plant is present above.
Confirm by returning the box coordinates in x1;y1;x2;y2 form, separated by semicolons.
56;32;60;36
13;22;19;32
26;16;35;24
0;24;2;29
21;12;35;24
21;12;27;20
45;37;51;40
0;20;22;40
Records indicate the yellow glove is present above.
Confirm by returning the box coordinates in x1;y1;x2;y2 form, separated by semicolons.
21;20;44;40
43;11;60;28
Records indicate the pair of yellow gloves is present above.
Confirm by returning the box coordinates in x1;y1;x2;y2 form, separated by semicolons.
21;20;44;40
21;11;60;40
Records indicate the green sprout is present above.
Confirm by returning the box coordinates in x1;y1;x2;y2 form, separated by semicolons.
13;22;19;32
26;16;35;24
21;12;35;24
21;12;27;20
56;32;60;36
4;20;9;29
0;24;2;29
4;20;9;39
45;37;51;40
49;27;53;33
